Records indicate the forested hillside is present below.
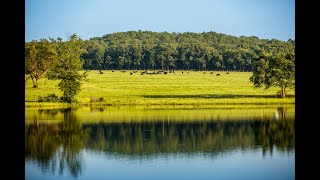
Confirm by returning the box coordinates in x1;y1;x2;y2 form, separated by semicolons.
81;30;295;71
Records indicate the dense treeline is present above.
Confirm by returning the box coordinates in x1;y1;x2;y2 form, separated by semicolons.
25;30;295;78
81;30;295;71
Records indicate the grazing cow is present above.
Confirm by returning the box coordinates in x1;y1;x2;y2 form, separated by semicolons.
182;72;183;74
226;72;230;74
112;70;114;72
210;72;213;74
141;72;145;75
216;74;220;76
99;70;103;74
203;72;206;74
130;72;133;75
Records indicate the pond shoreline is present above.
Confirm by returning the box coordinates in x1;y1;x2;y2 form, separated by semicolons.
25;101;295;108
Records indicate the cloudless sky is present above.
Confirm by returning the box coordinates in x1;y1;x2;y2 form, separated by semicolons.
25;0;294;42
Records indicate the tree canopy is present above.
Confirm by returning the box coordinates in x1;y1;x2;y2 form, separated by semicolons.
25;39;57;87
250;51;295;98
80;31;294;71
47;34;87;103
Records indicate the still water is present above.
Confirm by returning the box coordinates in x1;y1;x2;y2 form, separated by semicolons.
25;105;295;180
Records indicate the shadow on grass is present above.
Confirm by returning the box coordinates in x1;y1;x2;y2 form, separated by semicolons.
141;94;295;99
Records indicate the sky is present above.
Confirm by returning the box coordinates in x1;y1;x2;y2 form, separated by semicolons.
25;0;295;42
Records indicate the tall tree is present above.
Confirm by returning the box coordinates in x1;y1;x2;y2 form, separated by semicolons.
250;51;295;98
48;34;87;103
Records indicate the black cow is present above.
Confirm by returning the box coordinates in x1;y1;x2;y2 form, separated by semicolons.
216;74;220;76
226;72;230;74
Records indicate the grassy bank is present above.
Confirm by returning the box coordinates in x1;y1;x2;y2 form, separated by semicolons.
25;70;295;107
26;104;295;124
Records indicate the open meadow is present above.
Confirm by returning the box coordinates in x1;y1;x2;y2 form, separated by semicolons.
25;70;295;107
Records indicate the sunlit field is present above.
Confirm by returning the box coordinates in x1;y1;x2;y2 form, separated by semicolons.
25;70;295;107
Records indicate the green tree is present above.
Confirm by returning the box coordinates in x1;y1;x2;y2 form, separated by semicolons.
250;51;295;98
80;30;294;71
81;40;105;70
25;39;57;87
48;34;87;103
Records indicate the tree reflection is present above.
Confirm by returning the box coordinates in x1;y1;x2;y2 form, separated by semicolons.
26;109;295;176
25;108;88;178
84;120;294;156
25;122;61;170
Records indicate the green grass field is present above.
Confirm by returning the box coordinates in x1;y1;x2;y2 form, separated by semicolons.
25;70;295;107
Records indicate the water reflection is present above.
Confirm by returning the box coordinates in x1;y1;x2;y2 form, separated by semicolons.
26;108;88;177
25;105;295;123
25;106;294;178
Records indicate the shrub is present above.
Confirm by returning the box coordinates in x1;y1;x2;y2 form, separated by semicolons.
37;93;60;102
90;96;105;103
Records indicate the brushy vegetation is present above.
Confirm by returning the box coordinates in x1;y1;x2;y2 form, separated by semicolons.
37;93;60;102
25;70;295;107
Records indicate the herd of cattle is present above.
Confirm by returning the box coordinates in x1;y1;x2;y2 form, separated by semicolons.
99;69;229;76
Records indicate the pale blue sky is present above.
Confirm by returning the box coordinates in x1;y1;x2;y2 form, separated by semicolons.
25;0;295;42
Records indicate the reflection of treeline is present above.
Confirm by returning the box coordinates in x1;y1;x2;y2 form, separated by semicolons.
25;108;87;178
84;121;294;155
37;108;77;116
25;117;294;177
253;120;295;151
26;120;294;159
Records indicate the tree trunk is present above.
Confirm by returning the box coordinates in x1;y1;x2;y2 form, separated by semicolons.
30;75;38;88
34;78;38;88
281;86;286;98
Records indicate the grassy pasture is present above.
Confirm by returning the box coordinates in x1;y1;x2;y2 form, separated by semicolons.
25;70;294;107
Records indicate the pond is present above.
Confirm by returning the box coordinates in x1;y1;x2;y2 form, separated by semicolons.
25;105;295;180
